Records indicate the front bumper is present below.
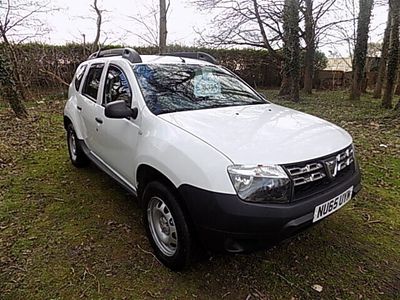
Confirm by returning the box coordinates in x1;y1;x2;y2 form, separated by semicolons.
178;166;361;252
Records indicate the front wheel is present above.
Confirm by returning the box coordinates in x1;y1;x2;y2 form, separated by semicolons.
143;181;194;270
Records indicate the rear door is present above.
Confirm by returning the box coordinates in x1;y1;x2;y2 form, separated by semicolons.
80;63;105;152
69;64;87;136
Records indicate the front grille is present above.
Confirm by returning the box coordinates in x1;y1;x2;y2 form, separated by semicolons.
284;145;356;201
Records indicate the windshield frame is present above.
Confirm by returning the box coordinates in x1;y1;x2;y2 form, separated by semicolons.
132;63;270;115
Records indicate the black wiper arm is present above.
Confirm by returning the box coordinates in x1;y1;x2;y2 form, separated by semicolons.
222;89;263;101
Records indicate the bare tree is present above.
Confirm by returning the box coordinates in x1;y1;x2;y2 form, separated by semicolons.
128;4;159;47
373;9;391;99
253;0;288;92
0;0;55;117
194;0;352;53
382;0;399;109
127;0;170;52
349;0;374;101
193;0;284;52
194;0;354;94
252;0;282;60
300;0;342;94
193;0;289;93
76;0;111;52
324;0;358;62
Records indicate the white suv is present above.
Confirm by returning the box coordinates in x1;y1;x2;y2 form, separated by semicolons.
64;48;361;270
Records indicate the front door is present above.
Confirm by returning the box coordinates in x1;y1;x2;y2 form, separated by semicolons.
94;63;141;183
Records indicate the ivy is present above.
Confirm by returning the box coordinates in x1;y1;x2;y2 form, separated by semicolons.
0;50;18;99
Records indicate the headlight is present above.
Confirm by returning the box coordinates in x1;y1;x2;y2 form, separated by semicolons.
227;165;291;203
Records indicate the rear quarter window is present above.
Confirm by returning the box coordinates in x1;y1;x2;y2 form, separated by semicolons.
74;64;87;91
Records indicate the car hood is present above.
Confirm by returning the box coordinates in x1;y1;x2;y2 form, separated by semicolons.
159;104;352;165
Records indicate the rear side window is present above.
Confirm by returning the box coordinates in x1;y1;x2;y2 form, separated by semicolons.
103;65;132;106
74;64;87;91
82;63;105;101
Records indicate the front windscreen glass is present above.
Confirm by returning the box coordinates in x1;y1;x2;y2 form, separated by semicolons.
133;64;268;115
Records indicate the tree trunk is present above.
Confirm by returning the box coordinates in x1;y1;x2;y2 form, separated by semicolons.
350;0;374;100
159;0;168;54
279;61;292;96
373;10;391;99
0;51;28;118
280;0;291;96
280;0;300;102
7;89;28;118
0;32;26;100
382;0;400;109
303;0;315;94
92;0;102;51
289;0;300;102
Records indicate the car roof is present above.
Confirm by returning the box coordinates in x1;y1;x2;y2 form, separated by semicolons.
84;49;217;66
84;55;214;66
141;55;214;65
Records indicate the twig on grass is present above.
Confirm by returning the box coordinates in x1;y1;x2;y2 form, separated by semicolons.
363;212;383;225
80;266;101;297
365;220;383;225
137;244;161;265
86;267;101;294
274;272;309;296
222;291;231;298
79;284;92;298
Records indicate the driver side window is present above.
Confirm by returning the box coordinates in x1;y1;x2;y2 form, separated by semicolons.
103;65;132;107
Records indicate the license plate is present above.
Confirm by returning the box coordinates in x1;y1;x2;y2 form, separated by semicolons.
313;186;353;223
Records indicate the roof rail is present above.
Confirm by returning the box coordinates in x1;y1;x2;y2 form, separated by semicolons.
88;48;142;63
161;52;218;64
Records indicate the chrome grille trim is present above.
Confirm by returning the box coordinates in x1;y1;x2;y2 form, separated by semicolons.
335;146;354;173
337;157;354;172
285;146;355;187
287;162;323;176
292;171;326;186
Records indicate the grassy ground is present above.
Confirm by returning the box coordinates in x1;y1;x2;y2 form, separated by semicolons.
0;90;399;299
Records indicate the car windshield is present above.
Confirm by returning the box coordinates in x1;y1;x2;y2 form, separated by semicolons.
133;64;268;115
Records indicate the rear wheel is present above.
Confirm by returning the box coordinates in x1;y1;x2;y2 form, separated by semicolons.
67;123;89;167
143;181;193;270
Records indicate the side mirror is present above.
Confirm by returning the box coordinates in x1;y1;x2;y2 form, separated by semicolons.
105;100;138;119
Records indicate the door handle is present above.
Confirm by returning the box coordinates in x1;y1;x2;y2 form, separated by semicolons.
77;106;82;111
95;117;103;124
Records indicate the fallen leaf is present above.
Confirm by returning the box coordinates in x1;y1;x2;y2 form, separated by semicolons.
312;284;323;293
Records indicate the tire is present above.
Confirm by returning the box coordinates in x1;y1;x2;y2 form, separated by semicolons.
142;181;193;270
66;123;89;167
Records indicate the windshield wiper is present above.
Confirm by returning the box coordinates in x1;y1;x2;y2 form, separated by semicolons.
222;89;264;102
